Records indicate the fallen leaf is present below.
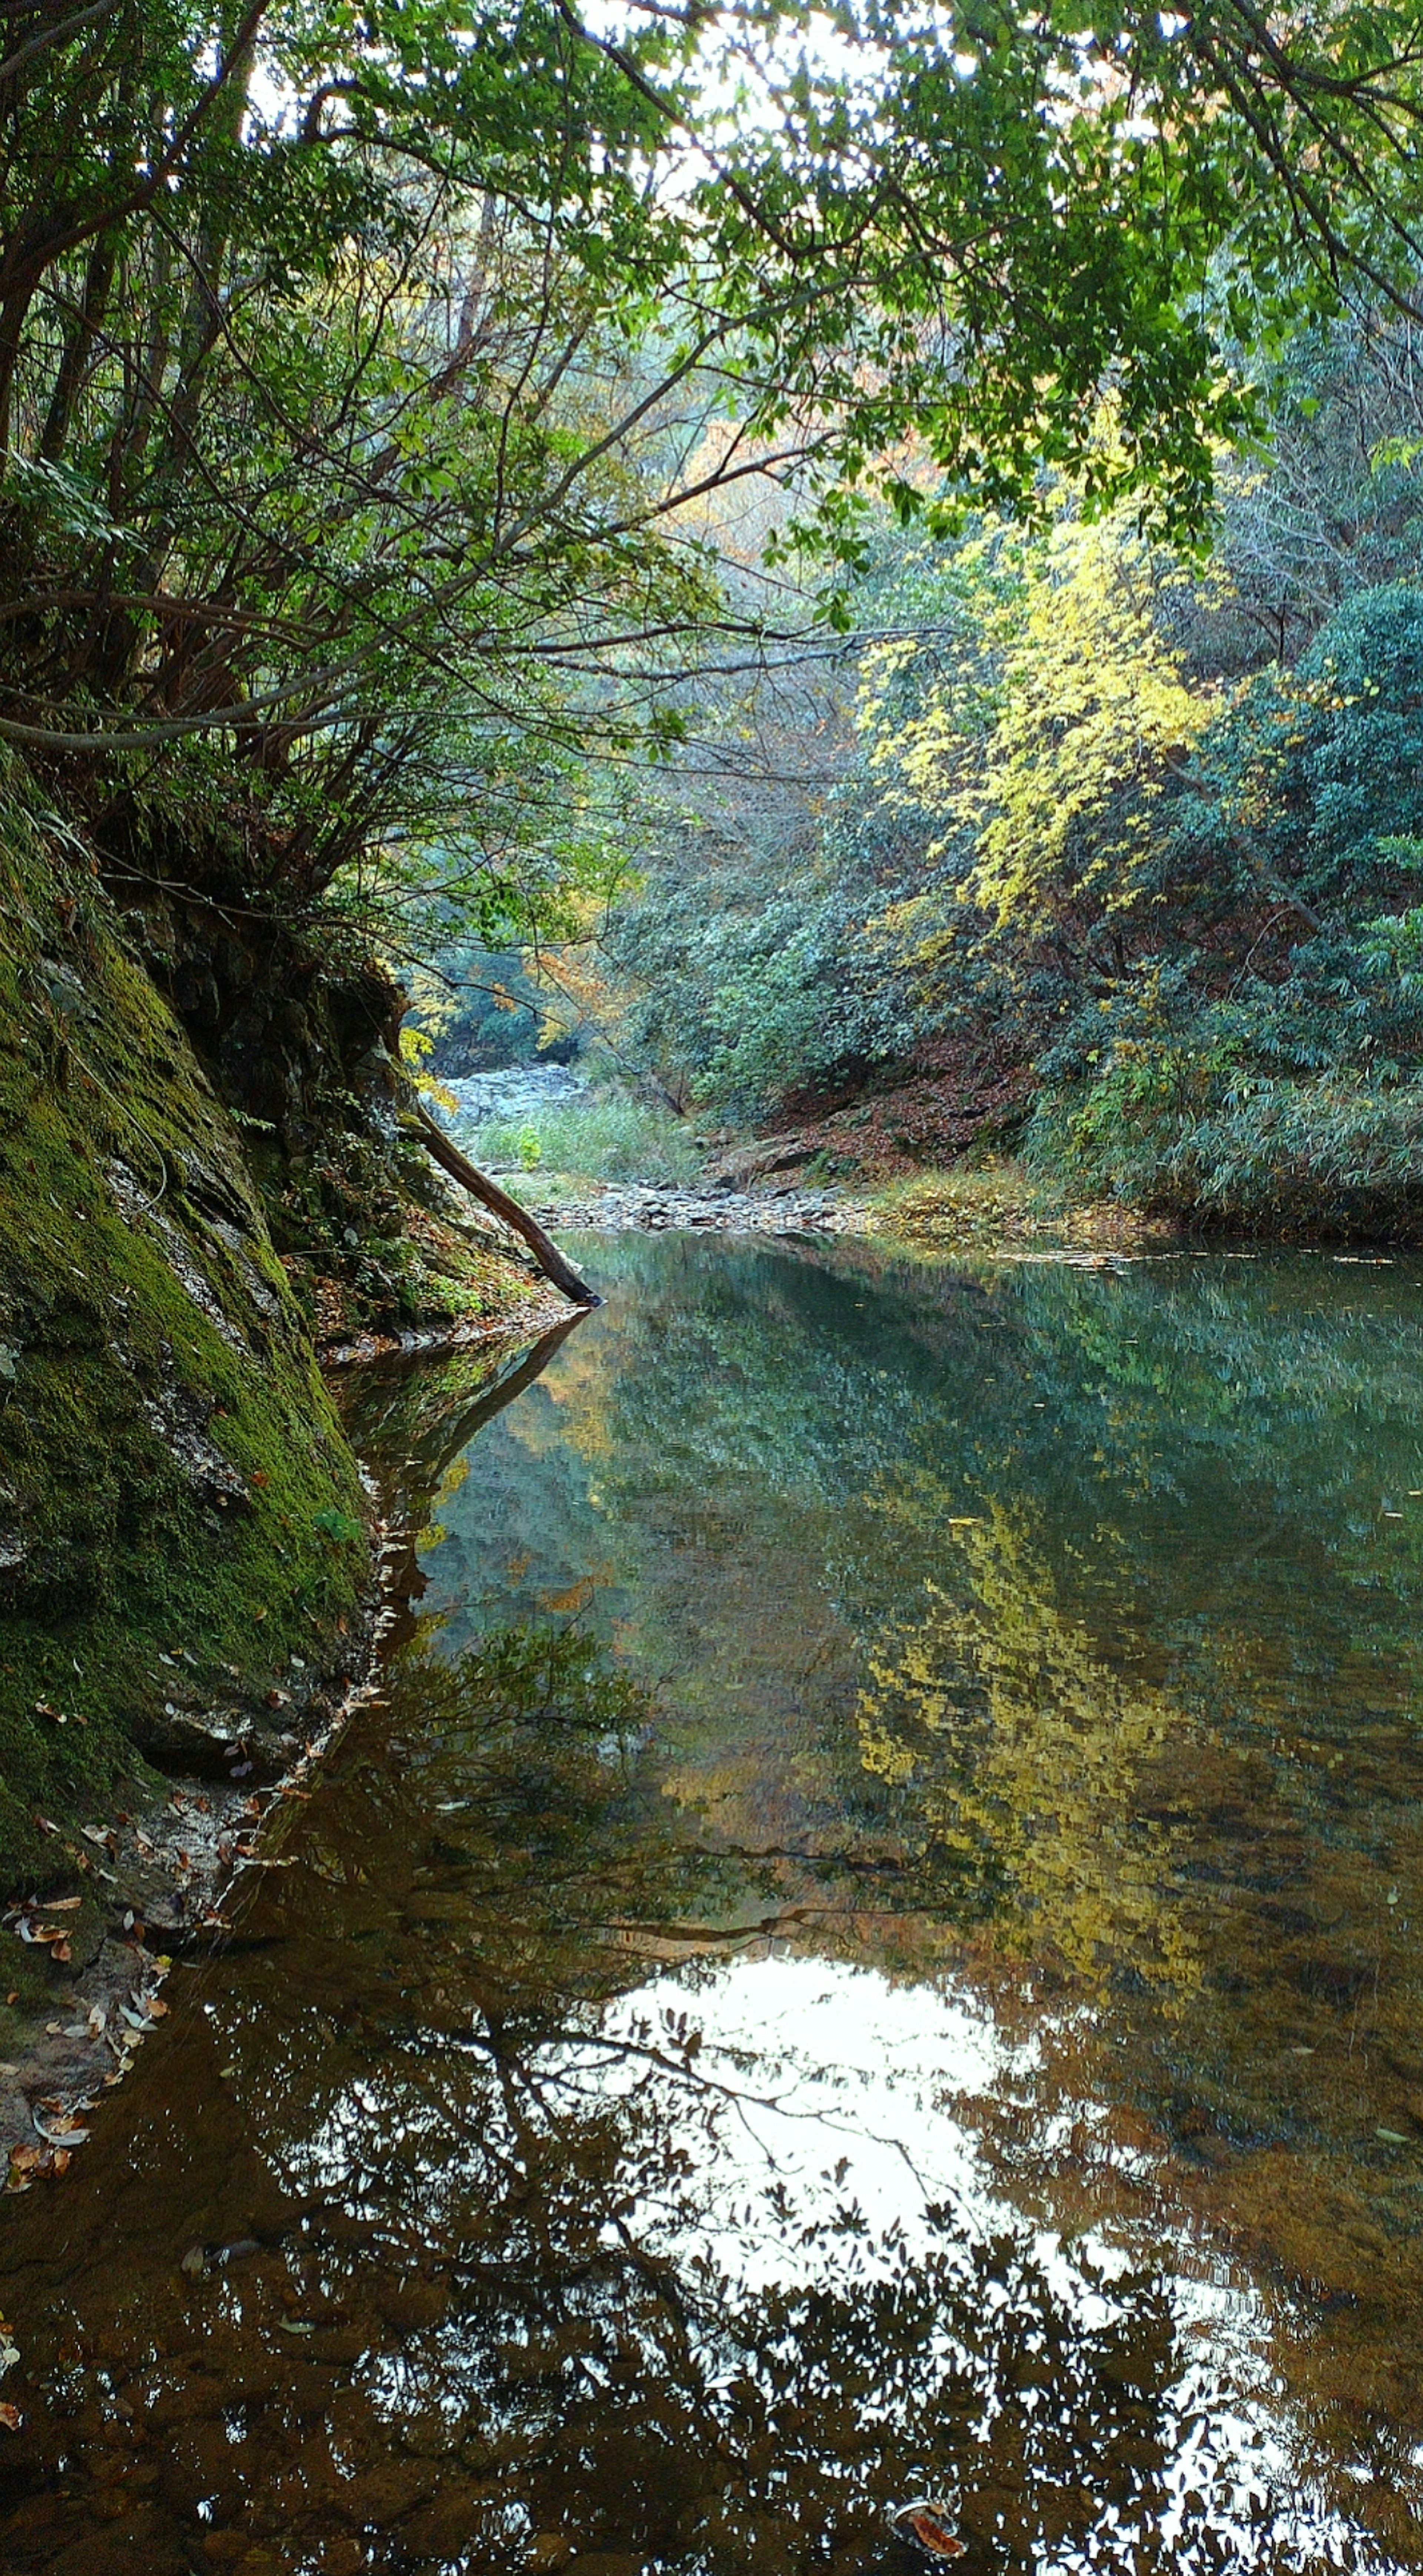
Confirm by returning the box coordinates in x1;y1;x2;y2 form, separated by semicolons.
31;1817;57;1837
0;2402;23;2430
79;1827;110;1848
49;1939;71;1964
179;2245;206;2278
43;1897;81;1912
278;2319;315;2336
1377;2127;1411;2145
144;1997;169;2019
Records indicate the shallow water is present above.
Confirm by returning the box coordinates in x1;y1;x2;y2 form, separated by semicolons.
3;1234;1423;2571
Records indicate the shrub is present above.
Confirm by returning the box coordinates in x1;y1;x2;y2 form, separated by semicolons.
1024;1059;1423;1234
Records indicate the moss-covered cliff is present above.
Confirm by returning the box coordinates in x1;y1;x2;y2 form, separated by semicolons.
0;762;555;1926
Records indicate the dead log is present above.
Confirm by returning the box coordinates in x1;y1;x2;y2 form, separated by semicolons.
405;1100;598;1307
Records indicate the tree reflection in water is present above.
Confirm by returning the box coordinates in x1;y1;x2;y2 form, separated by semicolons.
0;1628;1399;2574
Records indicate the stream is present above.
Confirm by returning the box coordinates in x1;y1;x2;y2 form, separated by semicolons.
2;1231;1423;2572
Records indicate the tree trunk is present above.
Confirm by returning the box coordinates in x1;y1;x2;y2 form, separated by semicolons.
406;1100;598;1307
41;229;117;461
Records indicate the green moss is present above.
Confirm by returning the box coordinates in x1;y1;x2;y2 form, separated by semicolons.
0;768;372;1893
252;1126;545;1346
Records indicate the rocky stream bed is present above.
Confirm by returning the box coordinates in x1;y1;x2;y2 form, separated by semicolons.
513;1178;872;1235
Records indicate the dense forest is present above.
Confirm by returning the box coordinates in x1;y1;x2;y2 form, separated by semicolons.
586;320;1423;1232
11;0;1423;1241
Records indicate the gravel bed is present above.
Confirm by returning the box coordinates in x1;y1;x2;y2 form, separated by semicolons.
513;1181;872;1234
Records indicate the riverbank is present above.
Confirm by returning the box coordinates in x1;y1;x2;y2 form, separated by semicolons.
0;1299;574;2184
514;1175;873;1235
495;1146;1172;1252
452;1068;1420;1259
0;766;568;2171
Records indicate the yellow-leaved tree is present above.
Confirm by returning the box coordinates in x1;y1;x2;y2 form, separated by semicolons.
861;504;1215;943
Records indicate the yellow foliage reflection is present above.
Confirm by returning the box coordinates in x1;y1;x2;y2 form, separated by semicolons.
856;1504;1201;1997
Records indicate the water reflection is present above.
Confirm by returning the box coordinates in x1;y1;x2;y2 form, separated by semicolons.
0;1630;1398;2575
1;1238;1423;2569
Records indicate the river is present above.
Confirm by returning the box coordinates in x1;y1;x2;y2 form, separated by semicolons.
1;1232;1422;2572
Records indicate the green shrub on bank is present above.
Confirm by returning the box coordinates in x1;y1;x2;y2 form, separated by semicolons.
464;1093;704;1186
1024;1056;1423;1234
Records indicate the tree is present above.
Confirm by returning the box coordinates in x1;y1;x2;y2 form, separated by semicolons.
9;0;1423;976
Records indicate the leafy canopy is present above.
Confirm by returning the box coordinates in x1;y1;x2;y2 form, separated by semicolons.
8;0;1423;961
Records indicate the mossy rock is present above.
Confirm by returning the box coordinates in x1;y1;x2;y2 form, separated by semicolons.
0;772;373;1894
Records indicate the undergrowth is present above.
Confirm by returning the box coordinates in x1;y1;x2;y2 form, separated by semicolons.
462;1091;705;1187
1023;1065;1423;1237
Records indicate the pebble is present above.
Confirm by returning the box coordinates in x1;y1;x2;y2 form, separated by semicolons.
508;1182;871;1237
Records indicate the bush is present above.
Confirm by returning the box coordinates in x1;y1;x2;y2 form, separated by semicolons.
1024;1058;1423;1235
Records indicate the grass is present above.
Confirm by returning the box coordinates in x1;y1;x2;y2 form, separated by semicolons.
869;1159;1174;1249
461;1091;707;1188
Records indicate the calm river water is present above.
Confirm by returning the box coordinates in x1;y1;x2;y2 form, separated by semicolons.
2;1234;1423;2573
